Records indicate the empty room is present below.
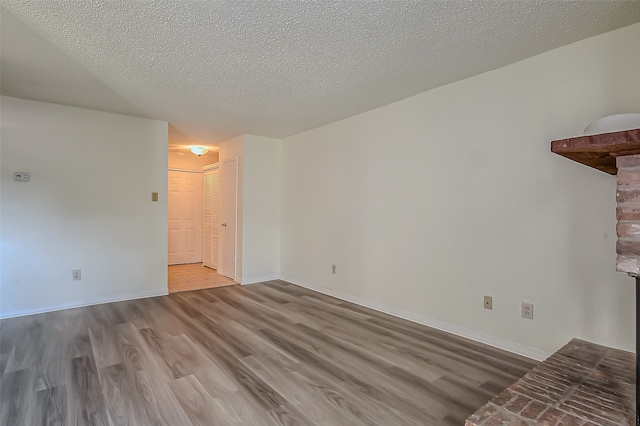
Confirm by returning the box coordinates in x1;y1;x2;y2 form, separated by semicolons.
2;1;640;425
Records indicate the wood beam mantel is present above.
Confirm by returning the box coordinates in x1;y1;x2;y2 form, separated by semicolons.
551;128;640;175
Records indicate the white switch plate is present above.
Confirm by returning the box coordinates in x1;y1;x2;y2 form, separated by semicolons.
13;172;30;182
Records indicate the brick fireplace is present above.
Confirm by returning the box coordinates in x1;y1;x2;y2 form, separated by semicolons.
466;339;634;425
467;128;640;426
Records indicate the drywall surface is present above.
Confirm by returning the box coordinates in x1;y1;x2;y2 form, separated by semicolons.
242;135;282;283
0;96;168;316
280;23;640;356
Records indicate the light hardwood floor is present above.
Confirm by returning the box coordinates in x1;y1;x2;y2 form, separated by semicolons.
0;280;536;425
168;263;236;293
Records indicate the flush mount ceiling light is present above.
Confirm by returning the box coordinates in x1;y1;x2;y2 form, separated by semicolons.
190;146;208;156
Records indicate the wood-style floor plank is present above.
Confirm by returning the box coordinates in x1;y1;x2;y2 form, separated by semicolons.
1;368;36;426
68;355;109;426
0;280;537;425
34;385;67;426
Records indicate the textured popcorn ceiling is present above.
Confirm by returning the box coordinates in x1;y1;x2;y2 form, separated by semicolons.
2;1;640;145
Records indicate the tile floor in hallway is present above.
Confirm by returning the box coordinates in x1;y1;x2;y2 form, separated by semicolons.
168;263;236;293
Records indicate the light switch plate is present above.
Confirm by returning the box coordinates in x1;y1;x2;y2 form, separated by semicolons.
151;192;159;202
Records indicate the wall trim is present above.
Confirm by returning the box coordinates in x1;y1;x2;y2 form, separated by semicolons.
242;275;279;285
0;288;169;320
279;275;549;361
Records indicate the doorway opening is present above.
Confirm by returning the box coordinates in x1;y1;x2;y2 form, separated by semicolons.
167;136;238;293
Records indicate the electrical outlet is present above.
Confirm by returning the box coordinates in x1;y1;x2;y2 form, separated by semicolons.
484;295;493;310
522;302;533;319
331;264;336;274
73;269;81;281
13;172;30;182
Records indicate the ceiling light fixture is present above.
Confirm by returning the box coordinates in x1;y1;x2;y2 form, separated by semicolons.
190;146;208;156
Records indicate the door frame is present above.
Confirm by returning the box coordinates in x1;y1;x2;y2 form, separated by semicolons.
220;156;239;280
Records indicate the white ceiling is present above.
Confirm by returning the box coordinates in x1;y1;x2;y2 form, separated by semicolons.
2;1;640;147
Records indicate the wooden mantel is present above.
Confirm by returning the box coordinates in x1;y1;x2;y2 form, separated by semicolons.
551;128;640;175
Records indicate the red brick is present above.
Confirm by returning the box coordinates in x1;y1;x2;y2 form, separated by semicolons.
616;154;640;169
616;255;640;274
556;413;585;425
618;168;640;185
538;407;565;426
518;380;564;400
616;221;640;238
505;395;530;414
560;401;625;425
491;389;516;406
617;206;640;220
467;404;498;425
526;373;570;393
573;393;624;412
616;239;640;255
617;188;640;203
483;410;524;426
520;400;548;420
509;384;555;404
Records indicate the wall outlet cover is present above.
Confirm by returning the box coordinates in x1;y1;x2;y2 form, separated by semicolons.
484;295;493;310
522;302;533;319
13;172;30;182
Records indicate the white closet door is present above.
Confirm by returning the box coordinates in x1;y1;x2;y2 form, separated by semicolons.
168;170;203;265
203;166;220;269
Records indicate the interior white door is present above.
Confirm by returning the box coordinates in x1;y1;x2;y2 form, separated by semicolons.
168;170;203;265
202;166;219;269
219;158;237;279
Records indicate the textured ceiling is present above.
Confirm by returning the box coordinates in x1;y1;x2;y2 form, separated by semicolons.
2;1;640;147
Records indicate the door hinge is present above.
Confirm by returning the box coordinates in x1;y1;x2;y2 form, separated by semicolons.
232;256;235;264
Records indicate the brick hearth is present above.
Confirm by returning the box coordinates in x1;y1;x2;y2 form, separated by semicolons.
466;339;634;426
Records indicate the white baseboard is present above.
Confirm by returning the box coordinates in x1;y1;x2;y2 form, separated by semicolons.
279;275;549;361
0;288;169;319
241;275;279;285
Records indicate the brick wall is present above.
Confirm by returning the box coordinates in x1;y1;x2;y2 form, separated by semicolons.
616;154;640;275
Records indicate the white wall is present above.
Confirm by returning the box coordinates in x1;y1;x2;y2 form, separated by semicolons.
242;135;281;283
0;96;168;317
280;23;640;358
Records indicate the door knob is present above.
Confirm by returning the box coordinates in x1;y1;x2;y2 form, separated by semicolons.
221;223;227;227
